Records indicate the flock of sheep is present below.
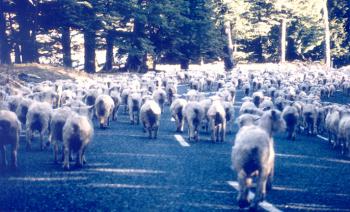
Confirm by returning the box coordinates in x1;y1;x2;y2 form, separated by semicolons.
0;63;350;209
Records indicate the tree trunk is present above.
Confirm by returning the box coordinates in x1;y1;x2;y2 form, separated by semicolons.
323;0;331;69
255;36;264;63
103;31;114;71
15;0;38;63
61;26;72;68
125;0;147;72
180;59;189;70
223;21;235;71
280;18;286;63
0;0;11;64
84;29;96;73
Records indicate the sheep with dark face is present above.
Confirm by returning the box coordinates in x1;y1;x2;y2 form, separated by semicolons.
95;94;115;129
26;102;52;150
252;91;264;108
232;110;285;210
49;107;72;164
207;100;226;142
170;98;187;132
0;110;21;168
140;99;162;139
183;102;204;142
282;105;299;140
62;112;93;170
222;101;235;133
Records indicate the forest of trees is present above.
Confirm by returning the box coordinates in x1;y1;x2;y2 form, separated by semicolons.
0;0;349;73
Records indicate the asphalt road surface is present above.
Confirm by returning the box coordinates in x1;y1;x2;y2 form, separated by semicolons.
0;84;350;211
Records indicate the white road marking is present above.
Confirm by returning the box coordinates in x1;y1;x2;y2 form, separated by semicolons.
227;181;282;212
174;134;190;147
171;117;175;122
317;134;328;141
300;126;328;142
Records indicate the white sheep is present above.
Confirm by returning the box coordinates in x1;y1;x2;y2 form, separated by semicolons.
166;82;177;106
222;101;235;133
128;92;142;125
95;94;115;129
338;114;350;156
152;88;167;113
15;98;33;128
231;109;285;209
110;90;121;121
302;103;317;135
252;91;264;108
236;113;260;128
0;110;21;168
26;101;52;150
140;99;162;139
62;112;93;170
49;107;72;164
282;105;299;140
183;102;204;142
170;98;187;132
207;101;226;142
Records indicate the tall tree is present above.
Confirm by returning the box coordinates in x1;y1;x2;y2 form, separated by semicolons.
0;0;10;64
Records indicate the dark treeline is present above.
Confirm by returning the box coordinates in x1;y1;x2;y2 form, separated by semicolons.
0;0;349;73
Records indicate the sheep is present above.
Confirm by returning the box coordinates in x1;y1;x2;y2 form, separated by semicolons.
282;105;299;140
302;103;317;135
15;98;33;128
207;101;226;142
0;110;21;168
259;99;274;111
152;88;167;112
127;92;142;125
49;107;72;164
140;99;162;139
6;95;22;112
110;90;121;121
338;115;350;156
231;110;285;209
252;91;264;108
239;101;263;116
166;82;177;106
183;102;205;142
95;94;115;129
316;106;326;134
62;112;93;170
222;101;235;133
236;113;260;128
170;98;187;132
26;101;52;150
325;106;341;147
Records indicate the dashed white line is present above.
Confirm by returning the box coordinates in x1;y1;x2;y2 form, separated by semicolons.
174;134;190;147
227;181;282;212
171;117;175;122
300;127;329;142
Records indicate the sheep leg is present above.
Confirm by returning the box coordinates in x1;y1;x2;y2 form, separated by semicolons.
40;133;45;151
26;130;33;151
237;171;250;208
0;145;7;167
53;142;59;164
75;149;84;168
63;147;70;170
251;172;268;210
11;144;18;169
221;124;226;142
148;128;152;139
154;126;158;139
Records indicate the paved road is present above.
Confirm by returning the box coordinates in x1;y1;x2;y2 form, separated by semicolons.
0;84;350;211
